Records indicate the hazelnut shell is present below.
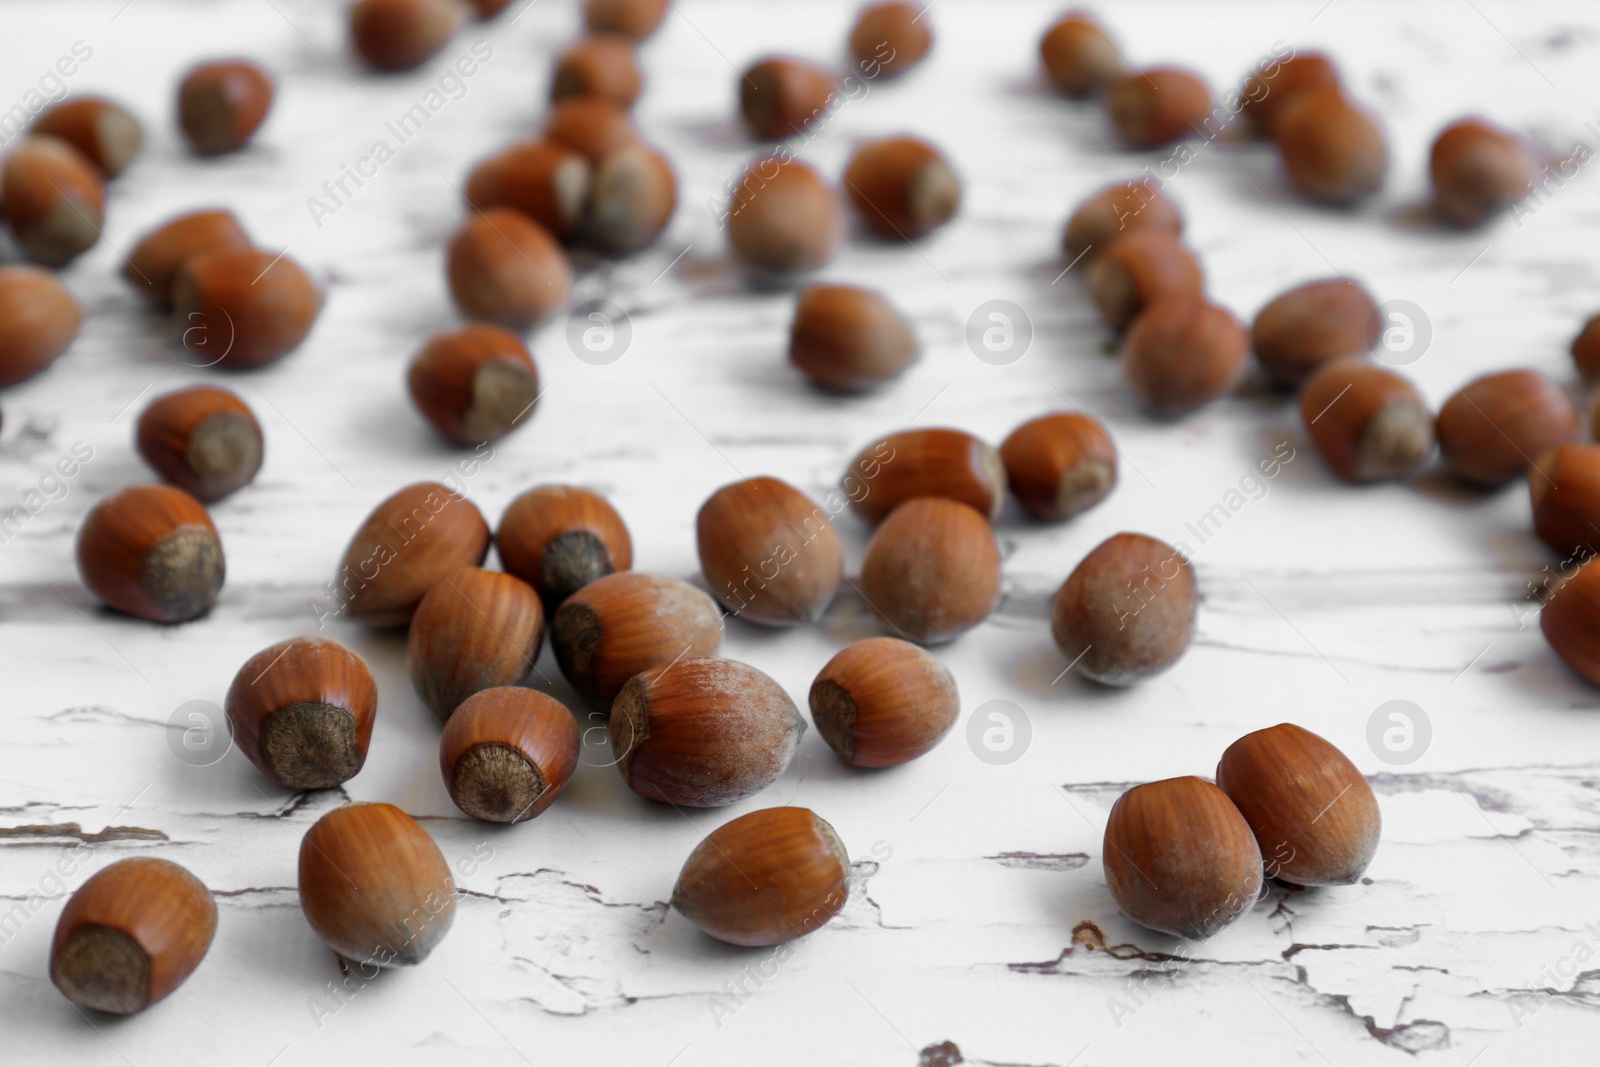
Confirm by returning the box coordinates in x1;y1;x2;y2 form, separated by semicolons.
178;59;275;155
0;266;82;387
859;497;1001;644
135;385;264;502
789;283;918;391
333;482;491;626
1299;358;1433;483
496;484;633;611
697;476;843;625
407;324;540;446
76;485;224;623
843;426;1007;524
407;566;545;722
1437;369;1576;488
999;411;1117;521
809;636;959;768
1051;532;1195;686
439;687;580;822
550;571;722;702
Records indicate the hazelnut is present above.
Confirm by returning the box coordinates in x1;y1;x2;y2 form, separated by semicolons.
1273;88;1387;204
551;572;722;701
1239;52;1340;136
2;135;105;267
446;207;572;330
586;142;677;253
697;476;843;625
135;385;264;502
1572;314;1600;379
31;96;143;178
333;482;491;626
1051;532;1195;686
860;497;1001;644
178;59;275;156
672;806;849;946
1250;277;1380;388
1530;445;1600;558
739;57;837;141
172;246;321;369
0;266;82;387
1299;358;1433;483
610;657;804;806
465;140;592;241
1216;723;1382;886
225;635;378;790
408;324;540;446
124;209;252;309
1541;556;1600;685
810;636;958;768
726;156;842;275
76;485;224;623
496;484;633;610
1437;369;1576;488
551;35;644;109
543;97;640;161
999;411;1117;521
349;0;465;72
789;283;918;392
583;0;668;39
1086;229;1203;333
407;566;545;722
1121;295;1248;416
849;2;932;78
439;687;580;822
843;136;960;240
1104;66;1213;149
1062;177;1182;264
50;858;216;1014
843;426;1006;524
1429;117;1540;227
298;803;455;966
1038;11;1124;97
1103;776;1262;939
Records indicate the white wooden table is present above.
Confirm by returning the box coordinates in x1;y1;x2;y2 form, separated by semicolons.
4;0;1600;1063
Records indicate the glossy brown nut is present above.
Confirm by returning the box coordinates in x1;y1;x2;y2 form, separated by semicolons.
697;476;843;625
1299;358;1432;483
583;0;668;38
610;657;804;806
1240;51;1340;136
1542;556;1600;685
446;208;572;330
1274;88;1387;204
999;411;1117;521
349;0;465;72
440;687;580;821
542;98;640;161
178;59;276;155
1437;370;1576;488
465;140;592;241
1063;178;1182;264
727;156;842;275
298;803;455;966
810;637;958;767
333;482;491;626
843;136;960;240
789;283;918;392
1250;277;1380;387
587;142;677;253
860;497;1001;644
123;210;252;309
136;385;264;502
1052;532;1195;686
496;484;633;610
32;96;144;178
2;136;106;267
1530;445;1600;558
843;427;1006;524
550;571;722;701
1104;66;1213;149
1572;314;1600;379
408;324;540;445
0;266;82;387
1430;117;1539;227
407;566;544;722
76;485;224;623
1122;295;1248;416
551;35;644;108
740;57;837;141
50;858;216;1014
1217;723;1381;886
672;807;849;946
1038;11;1124;97
1086;230;1203;333
849;2;931;78
172;246;321;369
225;636;378;789
1103;777;1262;939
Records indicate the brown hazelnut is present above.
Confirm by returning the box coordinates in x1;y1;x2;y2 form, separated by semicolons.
1299;358;1432;483
999;411;1117;521
1086;229;1203;332
496;484;633;610
789;283;917;392
1429;117;1540;227
299;803;455;965
124;209;253;309
31;96;143;178
1104;66;1214;149
843;136;960;240
583;0;668;39
586;142;677;253
225;635;378;790
740;57;837;141
1063;177;1182;264
810;636;958;767
465;140;592;241
172;246;321;369
551;35;644;109
178;59;276;156
697;476;843;625
1572;314;1600;379
2;135;105;267
1122;295;1248;416
843;426;1006;524
1541;556;1600;685
543;97;640;161
1239;52;1340;136
446;207;572;330
860;497;1001;644
672;806;849;946
135;385;264;502
1530;445;1600;558
1038;11;1124;97
1051;532;1195;686
1217;723;1381;886
1103;776;1261;939
349;0;465;72
439;687;580;821
1273;88;1387;204
0;266;81;387
551;571;722;702
50;858;216;1014
1437;370;1576;487
332;482;491;626
407;566;544;721
849;2;931;78
1250;277;1380;388
727;156;842;275
407;324;539;445
610;657;804;806
76;485;224;623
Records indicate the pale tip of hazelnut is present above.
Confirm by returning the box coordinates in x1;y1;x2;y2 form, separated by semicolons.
1355;399;1433;481
50;926;150;1015
462;361;538;443
808;680;857;763
450;743;546;823
141;527;224;620
259;702;362;790
1057;456;1115;517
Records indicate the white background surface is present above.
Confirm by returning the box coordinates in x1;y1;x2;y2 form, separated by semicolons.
3;0;1600;1064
